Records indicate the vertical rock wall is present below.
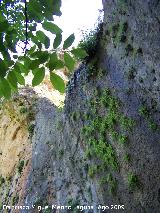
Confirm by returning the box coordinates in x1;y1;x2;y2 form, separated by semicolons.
101;0;160;211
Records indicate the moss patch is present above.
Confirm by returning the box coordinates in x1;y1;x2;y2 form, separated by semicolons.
80;88;135;194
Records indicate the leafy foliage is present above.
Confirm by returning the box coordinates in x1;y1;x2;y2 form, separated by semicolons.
0;0;87;98
63;33;75;49
42;21;62;34
53;33;62;49
50;72;65;93
64;52;75;71
32;67;45;86
71;48;88;59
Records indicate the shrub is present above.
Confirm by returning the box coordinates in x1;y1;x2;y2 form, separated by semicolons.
78;22;103;60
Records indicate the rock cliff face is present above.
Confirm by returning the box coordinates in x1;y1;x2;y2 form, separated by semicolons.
1;0;160;212
0;89;36;211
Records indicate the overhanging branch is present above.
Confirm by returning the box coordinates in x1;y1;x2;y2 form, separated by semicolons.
24;0;28;54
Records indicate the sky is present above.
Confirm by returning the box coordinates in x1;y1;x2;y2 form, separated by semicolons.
54;0;103;46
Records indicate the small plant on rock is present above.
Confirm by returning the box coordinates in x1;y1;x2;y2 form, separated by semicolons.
19;107;28;114
124;154;131;162
17;160;24;175
0;175;5;186
139;106;150;118
127;172;139;190
78;22;103;60
12;195;19;205
28;123;35;136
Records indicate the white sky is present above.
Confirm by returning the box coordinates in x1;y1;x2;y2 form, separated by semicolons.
54;0;103;46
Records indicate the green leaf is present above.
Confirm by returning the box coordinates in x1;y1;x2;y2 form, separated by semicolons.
54;60;64;69
30;35;40;46
42;21;62;34
7;71;18;89
71;48;88;59
52;0;62;16
0;59;7;78
50;72;65;93
22;57;32;75
28;59;40;70
28;45;37;55
0;87;3;97
36;31;46;41
14;71;25;85
14;63;21;73
64;53;75;71
40;0;62;17
30;34;43;49
5;33;17;53
34;51;49;64
48;53;64;70
0;43;5;52
0;78;11;99
14;62;26;74
32;67;45;86
28;23;37;31
6;60;14;68
63;33;75;49
44;37;50;49
28;0;43;22
30;51;41;59
53;33;62;49
0;13;5;23
0;20;9;32
38;42;43;49
36;31;50;49
48;52;58;71
39;54;49;64
1;49;11;62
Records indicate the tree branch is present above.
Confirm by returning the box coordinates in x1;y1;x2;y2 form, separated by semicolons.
24;0;28;54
